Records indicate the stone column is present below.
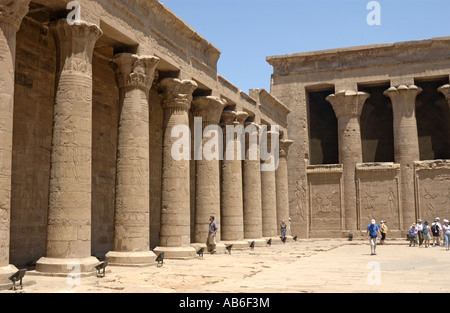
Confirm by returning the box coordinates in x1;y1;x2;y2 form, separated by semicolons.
153;78;197;259
35;19;102;275
105;53;159;266
261;131;279;239
191;96;226;247
0;0;30;289
384;85;422;229
326;90;369;232
242;123;264;245
276;139;293;235
220;111;249;249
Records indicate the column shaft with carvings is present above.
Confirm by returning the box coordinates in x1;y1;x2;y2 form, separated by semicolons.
327;90;369;232
242;123;263;241
261;131;279;238
276;139;293;234
384;85;422;229
0;0;30;288
36;19;103;275
154;78;197;259
191;96;226;245
220;111;249;249
105;53;159;266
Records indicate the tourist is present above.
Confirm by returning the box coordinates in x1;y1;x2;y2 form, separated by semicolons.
380;220;388;244
417;219;424;246
366;219;381;255
207;216;218;254
409;223;418;247
280;220;287;239
442;219;450;251
431;218;441;247
423;221;432;248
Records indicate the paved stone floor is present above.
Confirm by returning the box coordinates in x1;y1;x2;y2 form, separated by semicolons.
2;239;450;293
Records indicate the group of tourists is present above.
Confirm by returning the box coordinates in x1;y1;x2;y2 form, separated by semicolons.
366;217;450;255
407;218;450;249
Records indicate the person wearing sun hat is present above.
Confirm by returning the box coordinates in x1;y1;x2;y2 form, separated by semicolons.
408;223;418;247
379;220;388;245
417;219;424;246
442;219;450;251
423;221;432;248
366;219;381;255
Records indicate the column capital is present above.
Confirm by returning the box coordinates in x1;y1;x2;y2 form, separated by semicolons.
326;90;370;118
192;96;227;125
438;84;450;107
384;85;423;115
220;110;237;126
0;0;30;30
159;78;197;111
235;111;249;125
279;139;294;158
113;53;159;91
51;19;103;74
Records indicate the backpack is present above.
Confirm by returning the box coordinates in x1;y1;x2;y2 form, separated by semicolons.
431;224;440;236
423;226;429;235
409;229;415;238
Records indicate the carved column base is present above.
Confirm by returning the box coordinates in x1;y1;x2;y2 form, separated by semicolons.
153;246;196;260
190;242;227;254
245;239;267;248
35;257;99;277
105;251;157;267
221;241;250;251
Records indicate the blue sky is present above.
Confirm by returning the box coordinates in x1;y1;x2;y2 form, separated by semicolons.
160;0;450;93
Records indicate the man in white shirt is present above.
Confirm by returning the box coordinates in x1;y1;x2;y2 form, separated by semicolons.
417;219;424;246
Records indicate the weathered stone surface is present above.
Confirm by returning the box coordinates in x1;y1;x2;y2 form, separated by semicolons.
220;111;247;244
327;90;369;232
35;19;102;275
105;53;159;266
243;123;263;240
0;0;30;287
156;78;197;259
384;85;422;229
191;96;226;244
276;139;293;232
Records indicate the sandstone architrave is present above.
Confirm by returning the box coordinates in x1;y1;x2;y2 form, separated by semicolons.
0;0;30;289
35;19;103;275
105;53;160;266
153;78;198;259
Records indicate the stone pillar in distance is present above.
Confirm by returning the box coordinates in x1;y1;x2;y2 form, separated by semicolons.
327;90;369;233
105;53;160;266
0;0;30;289
153;78;198;259
220;111;249;250
36;19;103;275
261;130;280;242
384;85;422;230
191;96;226;252
276;139;293;238
242;123;265;246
